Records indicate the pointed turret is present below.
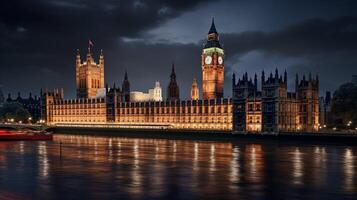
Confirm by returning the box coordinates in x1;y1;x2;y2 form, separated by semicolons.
190;78;199;100
122;70;130;102
76;49;81;62
170;62;176;80
208;17;218;34
167;62;180;101
295;73;299;91
99;49;104;65
254;73;258;91
232;73;236;86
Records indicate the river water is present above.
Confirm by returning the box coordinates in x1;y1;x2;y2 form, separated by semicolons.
0;134;356;200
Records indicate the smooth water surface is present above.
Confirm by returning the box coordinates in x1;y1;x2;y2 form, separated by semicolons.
0;134;356;200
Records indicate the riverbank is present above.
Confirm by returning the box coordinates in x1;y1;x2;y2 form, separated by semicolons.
49;126;357;145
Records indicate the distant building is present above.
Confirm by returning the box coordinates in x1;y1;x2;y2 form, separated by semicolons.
352;75;357;85
7;92;42;121
130;81;162;102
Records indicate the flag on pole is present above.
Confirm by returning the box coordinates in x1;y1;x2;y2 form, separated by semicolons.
89;40;94;47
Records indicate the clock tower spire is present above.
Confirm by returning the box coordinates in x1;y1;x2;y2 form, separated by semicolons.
202;18;224;99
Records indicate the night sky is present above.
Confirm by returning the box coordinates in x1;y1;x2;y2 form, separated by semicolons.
1;0;357;99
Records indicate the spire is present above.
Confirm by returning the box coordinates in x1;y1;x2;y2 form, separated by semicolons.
171;62;176;79
124;70;128;80
232;73;236;86
275;68;279;79
190;78;199;100
122;70;130;102
208;17;217;34
284;69;287;84
254;73;258;88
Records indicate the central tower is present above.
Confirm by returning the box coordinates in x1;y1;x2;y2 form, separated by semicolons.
202;18;224;99
76;46;104;99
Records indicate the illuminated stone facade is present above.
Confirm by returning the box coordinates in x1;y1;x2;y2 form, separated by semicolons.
108;98;232;130
130;81;162;102
76;47;105;99
202;18;224;99
233;70;319;133
42;19;318;133
190;78;199;100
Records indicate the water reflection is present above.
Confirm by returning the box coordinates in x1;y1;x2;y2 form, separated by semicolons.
0;134;356;200
344;149;355;193
292;148;303;185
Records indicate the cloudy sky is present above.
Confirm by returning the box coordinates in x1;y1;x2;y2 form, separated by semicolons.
1;0;357;99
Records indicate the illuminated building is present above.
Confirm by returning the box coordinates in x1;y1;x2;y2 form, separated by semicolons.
190;78;199;100
6;92;41;121
202;18;224;99
130;81;162;102
42;19;318;133
76;47;104;99
233;70;319;133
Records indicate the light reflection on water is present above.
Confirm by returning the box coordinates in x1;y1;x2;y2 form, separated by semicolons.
0;134;356;200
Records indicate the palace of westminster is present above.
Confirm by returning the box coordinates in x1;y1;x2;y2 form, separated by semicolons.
38;19;319;133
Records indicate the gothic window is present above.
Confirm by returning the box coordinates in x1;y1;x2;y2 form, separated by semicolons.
248;104;253;111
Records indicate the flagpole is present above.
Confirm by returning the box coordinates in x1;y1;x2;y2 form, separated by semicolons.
88;40;91;54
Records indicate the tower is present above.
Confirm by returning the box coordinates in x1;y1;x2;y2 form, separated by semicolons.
202;18;224;99
167;63;180;101
190;78;199;100
122;70;130;102
152;81;162;101
76;44;105;99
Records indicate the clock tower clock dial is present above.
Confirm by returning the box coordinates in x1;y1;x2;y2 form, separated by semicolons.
201;18;225;100
218;56;223;65
205;56;212;64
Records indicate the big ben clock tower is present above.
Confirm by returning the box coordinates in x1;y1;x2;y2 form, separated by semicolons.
202;18;224;99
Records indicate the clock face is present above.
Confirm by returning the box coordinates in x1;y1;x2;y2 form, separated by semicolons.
205;56;212;64
218;56;223;64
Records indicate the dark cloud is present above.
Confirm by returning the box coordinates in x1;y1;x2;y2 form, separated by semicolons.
221;16;357;93
0;0;212;98
222;16;357;57
1;0;357;99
